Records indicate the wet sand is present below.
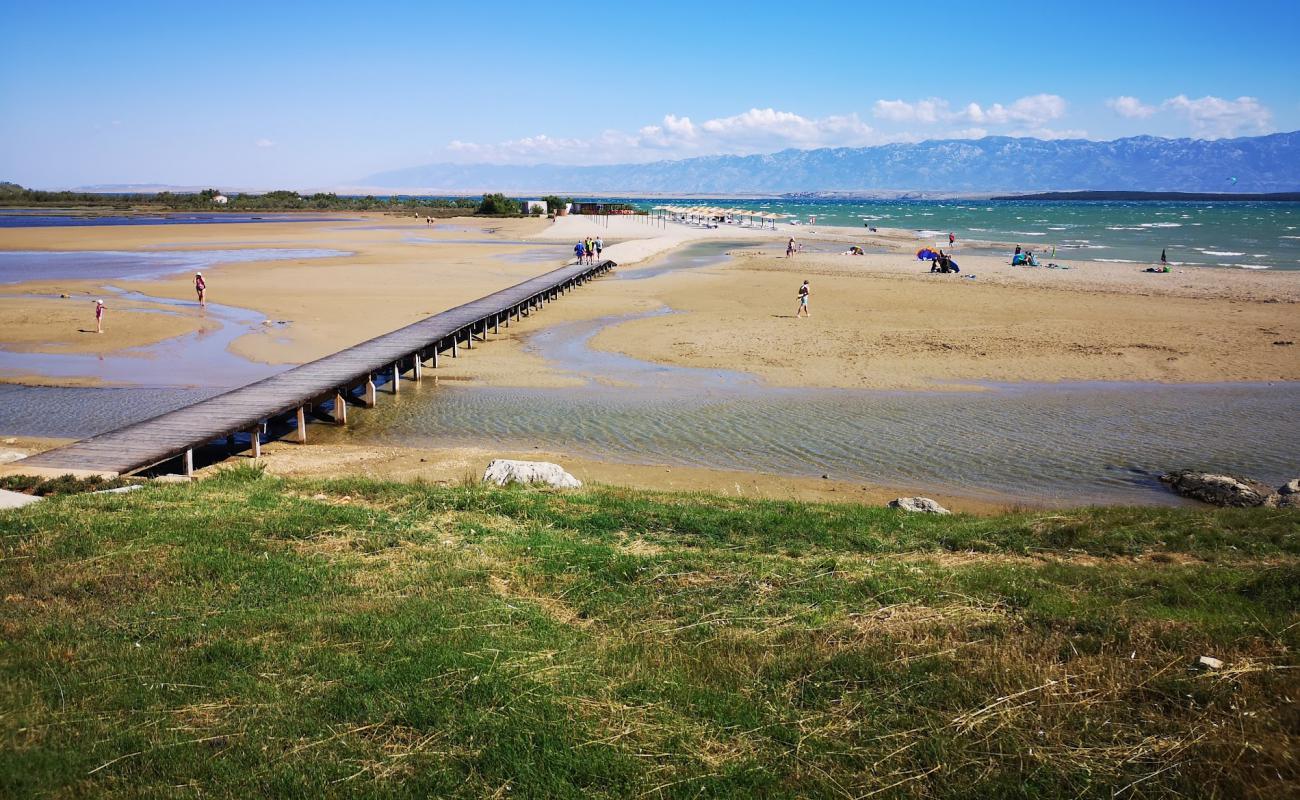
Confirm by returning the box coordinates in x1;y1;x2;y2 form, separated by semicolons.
216;439;1010;514
0;214;561;375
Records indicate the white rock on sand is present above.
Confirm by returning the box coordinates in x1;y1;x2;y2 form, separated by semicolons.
888;497;951;514
483;459;582;489
0;449;28;465
0;488;43;509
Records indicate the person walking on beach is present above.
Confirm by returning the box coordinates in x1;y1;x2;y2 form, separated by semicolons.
195;271;206;307
94;299;105;333
795;280;810;317
948;232;955;246
574;240;585;264
786;238;796;258
594;236;603;261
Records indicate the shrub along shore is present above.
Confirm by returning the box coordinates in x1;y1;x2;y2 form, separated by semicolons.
1;469;1297;797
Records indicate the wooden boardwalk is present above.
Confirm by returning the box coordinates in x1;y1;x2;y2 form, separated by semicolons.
19;259;615;476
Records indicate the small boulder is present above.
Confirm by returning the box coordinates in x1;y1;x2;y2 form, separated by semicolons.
0;449;28;465
1279;478;1300;495
1159;471;1275;507
1196;655;1224;670
888;497;951;514
483;459;582;489
0;489;43;509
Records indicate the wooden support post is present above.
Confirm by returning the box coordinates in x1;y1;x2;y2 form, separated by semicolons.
452;337;458;357
249;428;261;459
183;448;194;477
432;349;439;368
413;356;422;380
492;315;499;335
392;363;400;393
295;407;307;443
333;391;347;425
466;328;473;349
364;377;377;407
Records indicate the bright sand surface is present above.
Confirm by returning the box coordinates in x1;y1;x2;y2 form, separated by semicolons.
3;211;1296;390
436;217;1300;391
0;214;565;374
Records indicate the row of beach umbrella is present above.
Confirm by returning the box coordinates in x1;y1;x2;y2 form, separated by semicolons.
652;205;788;229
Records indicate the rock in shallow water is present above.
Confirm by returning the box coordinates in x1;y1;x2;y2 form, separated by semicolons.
1159;471;1276;507
888;497;951;514
483;459;582;489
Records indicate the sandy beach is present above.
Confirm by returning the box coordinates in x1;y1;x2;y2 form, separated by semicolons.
2;211;1297;499
429;215;1300;391
2;210;1297;390
0;214;568;377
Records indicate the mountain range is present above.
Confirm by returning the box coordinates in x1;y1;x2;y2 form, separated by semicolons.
359;132;1300;195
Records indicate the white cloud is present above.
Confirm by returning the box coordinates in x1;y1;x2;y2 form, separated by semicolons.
874;94;1067;127
445;108;876;164
256;138;276;148
1160;95;1272;138
966;94;1068;125
1107;96;1156;118
873;98;946;123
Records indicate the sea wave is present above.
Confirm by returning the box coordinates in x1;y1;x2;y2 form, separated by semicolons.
1008;231;1047;237
1233;264;1272;269
1200;250;1245;256
1095;258;1140;263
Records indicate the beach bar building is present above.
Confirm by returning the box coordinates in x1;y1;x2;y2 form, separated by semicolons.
570;201;636;215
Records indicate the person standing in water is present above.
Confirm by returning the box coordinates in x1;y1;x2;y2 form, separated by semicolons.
94;299;105;333
795;280;810;317
195;271;206;307
948;232;955;246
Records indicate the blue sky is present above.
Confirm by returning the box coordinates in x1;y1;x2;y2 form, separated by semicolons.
2;0;1298;189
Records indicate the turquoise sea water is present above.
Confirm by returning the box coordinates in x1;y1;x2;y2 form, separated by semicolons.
631;199;1300;269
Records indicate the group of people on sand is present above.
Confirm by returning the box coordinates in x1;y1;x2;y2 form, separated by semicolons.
574;236;604;265
930;250;959;273
89;271;205;333
1011;245;1039;267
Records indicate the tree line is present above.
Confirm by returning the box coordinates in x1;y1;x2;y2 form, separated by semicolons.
0;182;570;216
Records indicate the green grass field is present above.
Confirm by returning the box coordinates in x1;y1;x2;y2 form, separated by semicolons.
2;467;1297;798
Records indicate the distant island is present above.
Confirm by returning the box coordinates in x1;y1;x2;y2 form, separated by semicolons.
993;190;1300;201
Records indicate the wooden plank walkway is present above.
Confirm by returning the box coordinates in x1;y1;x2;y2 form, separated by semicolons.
19;259;615;476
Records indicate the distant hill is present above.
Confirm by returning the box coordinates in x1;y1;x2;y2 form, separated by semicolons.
361;132;1300;194
991;190;1300;201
